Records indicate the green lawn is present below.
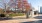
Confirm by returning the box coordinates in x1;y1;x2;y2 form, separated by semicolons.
9;13;24;17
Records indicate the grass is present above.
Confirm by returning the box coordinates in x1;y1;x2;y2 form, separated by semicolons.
9;13;24;17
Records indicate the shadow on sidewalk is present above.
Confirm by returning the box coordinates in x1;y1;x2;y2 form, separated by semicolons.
34;16;42;19
20;20;42;23
20;21;34;23
0;17;29;21
0;17;12;21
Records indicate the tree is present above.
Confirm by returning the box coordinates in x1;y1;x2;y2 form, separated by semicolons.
0;8;4;14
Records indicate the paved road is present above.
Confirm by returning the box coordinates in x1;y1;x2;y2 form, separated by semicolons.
34;14;42;19
20;20;42;23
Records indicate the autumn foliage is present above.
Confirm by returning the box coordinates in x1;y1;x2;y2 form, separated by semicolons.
6;0;31;13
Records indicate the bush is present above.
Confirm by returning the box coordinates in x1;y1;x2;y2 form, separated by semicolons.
9;13;24;17
0;14;5;17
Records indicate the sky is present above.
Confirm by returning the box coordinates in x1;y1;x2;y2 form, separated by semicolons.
0;0;42;10
28;0;42;10
0;0;9;8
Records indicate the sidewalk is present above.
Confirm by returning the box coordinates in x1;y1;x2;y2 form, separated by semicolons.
0;14;41;23
0;18;42;23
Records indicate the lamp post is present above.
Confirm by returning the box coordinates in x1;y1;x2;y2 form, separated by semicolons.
38;6;39;16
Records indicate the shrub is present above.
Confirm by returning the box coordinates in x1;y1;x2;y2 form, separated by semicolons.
0;14;5;17
9;13;24;17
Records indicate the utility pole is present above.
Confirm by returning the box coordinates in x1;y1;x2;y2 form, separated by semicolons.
4;3;6;14
3;0;6;14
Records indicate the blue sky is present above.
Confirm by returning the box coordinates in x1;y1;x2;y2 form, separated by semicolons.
0;0;42;10
28;0;42;10
0;0;9;8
